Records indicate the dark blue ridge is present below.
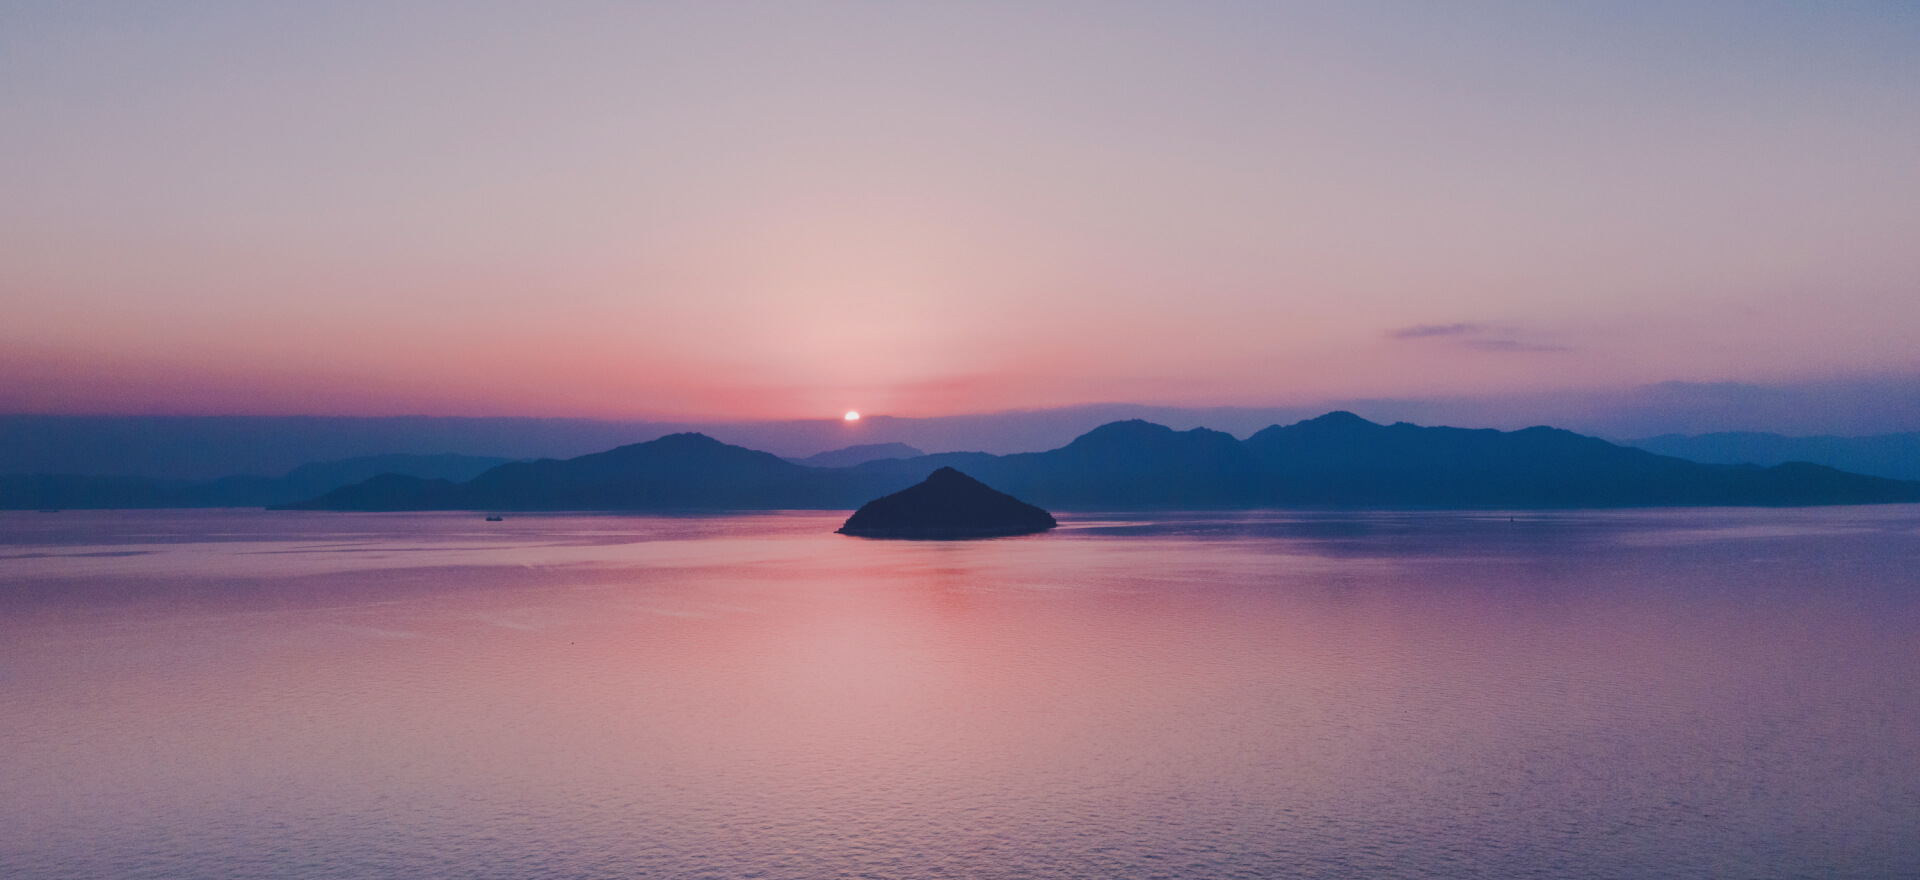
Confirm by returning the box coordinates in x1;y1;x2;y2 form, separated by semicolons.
251;413;1920;512
0;453;512;510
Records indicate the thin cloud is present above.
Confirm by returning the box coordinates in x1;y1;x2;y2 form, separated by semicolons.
1389;322;1568;353
1390;323;1486;339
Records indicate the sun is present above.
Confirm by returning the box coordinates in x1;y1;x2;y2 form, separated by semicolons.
844;411;860;421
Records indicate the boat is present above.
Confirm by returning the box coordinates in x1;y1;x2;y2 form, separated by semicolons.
485;515;503;522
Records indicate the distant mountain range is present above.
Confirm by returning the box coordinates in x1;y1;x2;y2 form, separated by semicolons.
282;413;1920;512
787;442;925;468
16;376;1920;479
1;454;513;510
1626;432;1920;482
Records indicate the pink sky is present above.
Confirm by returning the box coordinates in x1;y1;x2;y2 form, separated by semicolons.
3;3;1917;420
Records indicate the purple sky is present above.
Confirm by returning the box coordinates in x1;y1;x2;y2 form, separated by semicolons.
3;3;1917;422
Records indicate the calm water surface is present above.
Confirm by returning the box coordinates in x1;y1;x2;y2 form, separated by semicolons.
2;507;1918;879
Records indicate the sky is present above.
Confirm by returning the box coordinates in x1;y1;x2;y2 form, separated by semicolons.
3;2;1918;423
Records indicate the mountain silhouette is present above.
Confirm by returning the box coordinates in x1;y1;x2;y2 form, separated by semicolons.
1627;431;1920;481
265;413;1920;511
1;453;512;510
289;433;891;511
1239;412;1908;506
448;433;853;511
791;442;926;468
837;467;1056;538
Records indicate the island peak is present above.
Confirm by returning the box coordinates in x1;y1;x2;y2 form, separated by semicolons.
837;467;1056;539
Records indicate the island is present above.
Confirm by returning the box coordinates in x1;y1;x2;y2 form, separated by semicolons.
837;467;1058;539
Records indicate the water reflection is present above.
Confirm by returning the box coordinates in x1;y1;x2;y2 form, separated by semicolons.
2;508;1917;879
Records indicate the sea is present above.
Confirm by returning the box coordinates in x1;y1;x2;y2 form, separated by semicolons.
2;507;1917;879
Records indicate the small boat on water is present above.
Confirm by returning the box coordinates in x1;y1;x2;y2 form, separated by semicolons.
485;515;503;522
37;509;60;514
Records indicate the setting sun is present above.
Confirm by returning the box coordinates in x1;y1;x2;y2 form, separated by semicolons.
844;411;860;421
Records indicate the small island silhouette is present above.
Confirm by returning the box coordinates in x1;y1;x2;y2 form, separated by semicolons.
837;467;1057;539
